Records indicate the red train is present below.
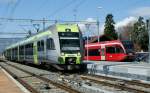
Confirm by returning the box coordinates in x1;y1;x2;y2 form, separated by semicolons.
84;40;135;62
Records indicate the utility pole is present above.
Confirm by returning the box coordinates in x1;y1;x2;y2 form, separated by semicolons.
73;9;77;22
146;19;150;63
97;6;102;43
43;18;45;31
85;23;90;61
97;19;100;43
148;19;150;63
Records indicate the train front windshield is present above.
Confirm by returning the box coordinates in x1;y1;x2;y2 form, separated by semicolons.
60;39;80;53
121;41;134;53
59;32;80;53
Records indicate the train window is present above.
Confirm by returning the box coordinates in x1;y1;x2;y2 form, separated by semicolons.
19;46;24;55
38;40;44;51
106;46;124;54
25;43;33;55
59;32;79;37
106;47;115;53
41;40;44;51
14;47;18;56
116;46;124;53
85;49;100;56
46;38;55;50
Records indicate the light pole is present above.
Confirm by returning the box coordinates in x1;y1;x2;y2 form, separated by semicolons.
73;9;77;22
147;19;150;63
146;19;150;63
85;23;90;61
97;6;103;43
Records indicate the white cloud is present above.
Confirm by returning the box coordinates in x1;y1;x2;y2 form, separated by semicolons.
115;16;137;30
99;17;137;34
131;6;150;17
79;18;103;36
85;18;97;23
79;17;137;37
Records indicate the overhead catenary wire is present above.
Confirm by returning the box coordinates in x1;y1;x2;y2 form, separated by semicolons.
73;0;87;21
9;0;21;18
47;0;76;18
74;0;87;9
0;17;98;24
0;32;28;35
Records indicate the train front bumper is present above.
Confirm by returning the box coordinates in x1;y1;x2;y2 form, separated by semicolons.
58;54;81;64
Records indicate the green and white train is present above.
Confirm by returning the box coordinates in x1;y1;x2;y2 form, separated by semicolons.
4;24;84;70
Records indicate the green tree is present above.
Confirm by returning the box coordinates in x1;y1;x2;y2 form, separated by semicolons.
104;14;118;40
131;16;149;51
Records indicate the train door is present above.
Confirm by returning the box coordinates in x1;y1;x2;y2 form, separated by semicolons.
105;45;116;61
115;45;126;61
101;45;106;60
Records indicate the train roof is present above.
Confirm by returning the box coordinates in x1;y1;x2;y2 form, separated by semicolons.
5;24;79;50
85;40;123;47
6;30;51;50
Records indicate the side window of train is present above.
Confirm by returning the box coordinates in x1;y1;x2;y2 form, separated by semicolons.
85;49;100;56
25;43;33;55
37;41;41;51
41;40;44;51
115;46;124;53
106;46;115;54
46;38;55;50
38;40;44;51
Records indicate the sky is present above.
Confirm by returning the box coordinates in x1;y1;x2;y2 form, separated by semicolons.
0;0;150;38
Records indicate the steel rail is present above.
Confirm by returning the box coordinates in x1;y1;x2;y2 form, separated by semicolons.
88;74;150;88
0;63;39;93
3;62;81;93
81;75;150;93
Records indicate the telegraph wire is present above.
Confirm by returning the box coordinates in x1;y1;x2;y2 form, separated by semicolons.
0;17;98;24
35;0;49;13
9;0;21;18
73;0;87;21
74;0;86;9
0;32;28;35
48;0;76;18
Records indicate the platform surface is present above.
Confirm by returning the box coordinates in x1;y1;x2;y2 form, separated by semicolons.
85;61;150;81
0;67;25;93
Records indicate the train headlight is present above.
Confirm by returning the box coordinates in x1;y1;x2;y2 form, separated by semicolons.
61;53;65;56
77;52;80;56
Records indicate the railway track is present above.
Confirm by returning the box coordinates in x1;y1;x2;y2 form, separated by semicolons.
1;60;150;93
0;61;81;93
81;75;150;93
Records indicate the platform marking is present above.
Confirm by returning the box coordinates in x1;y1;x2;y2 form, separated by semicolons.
2;68;31;93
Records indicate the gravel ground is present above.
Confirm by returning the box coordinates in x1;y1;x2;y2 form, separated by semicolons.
0;62;68;93
1;61;135;93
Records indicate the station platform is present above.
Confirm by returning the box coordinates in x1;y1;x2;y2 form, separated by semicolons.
0;67;30;93
84;61;150;82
